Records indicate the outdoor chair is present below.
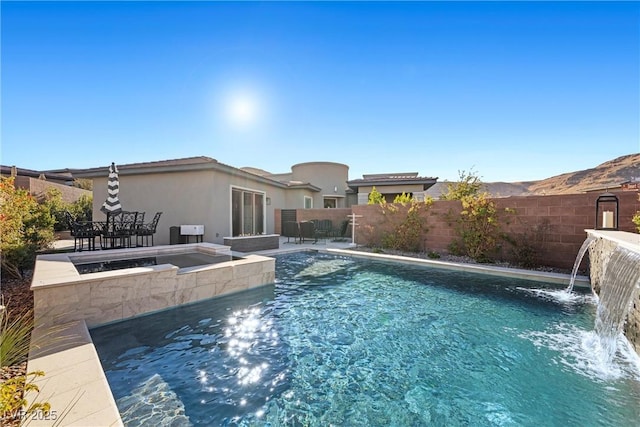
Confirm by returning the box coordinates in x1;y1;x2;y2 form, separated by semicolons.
135;212;162;247
314;219;333;240
299;221;317;243
282;221;300;243
65;211;100;251
337;219;350;238
101;211;138;249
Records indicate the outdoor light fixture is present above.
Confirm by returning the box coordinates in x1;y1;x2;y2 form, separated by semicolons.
266;197;271;206
334;186;338;193
595;192;619;230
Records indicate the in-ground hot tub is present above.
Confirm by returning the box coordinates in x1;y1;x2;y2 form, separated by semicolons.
31;243;275;328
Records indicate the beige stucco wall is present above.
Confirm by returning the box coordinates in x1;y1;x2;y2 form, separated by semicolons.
92;169;291;245
291;162;349;208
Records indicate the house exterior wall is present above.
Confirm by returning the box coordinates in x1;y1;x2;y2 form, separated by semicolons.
284;188;317;208
291;162;349;208
92;169;291;245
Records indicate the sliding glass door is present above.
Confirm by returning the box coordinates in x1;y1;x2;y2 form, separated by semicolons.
232;187;265;236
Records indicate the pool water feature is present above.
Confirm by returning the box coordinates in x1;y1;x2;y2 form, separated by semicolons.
91;252;640;426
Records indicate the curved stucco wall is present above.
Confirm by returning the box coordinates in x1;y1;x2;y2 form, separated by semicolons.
291;162;349;208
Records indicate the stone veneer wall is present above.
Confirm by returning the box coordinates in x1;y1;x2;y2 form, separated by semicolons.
587;235;640;355
33;255;275;328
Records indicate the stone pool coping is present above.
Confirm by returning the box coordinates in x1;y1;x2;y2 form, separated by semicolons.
27;244;591;426
586;229;640;253
324;248;591;288
25;319;123;426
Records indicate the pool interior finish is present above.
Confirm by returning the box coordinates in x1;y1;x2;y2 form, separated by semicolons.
74;252;240;274
91;252;640;426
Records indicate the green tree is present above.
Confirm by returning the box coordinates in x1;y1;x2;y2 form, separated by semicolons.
368;186;385;205
440;169;484;201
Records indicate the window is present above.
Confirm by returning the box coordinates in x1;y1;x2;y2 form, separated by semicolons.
304;196;313;209
324;198;337;208
232;188;265;236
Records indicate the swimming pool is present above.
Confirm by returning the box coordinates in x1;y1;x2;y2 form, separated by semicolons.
91;252;640;426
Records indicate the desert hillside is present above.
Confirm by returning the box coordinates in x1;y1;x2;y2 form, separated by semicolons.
527;153;640;195
427;153;640;198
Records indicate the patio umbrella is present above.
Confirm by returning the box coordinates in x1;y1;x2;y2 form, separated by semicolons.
100;162;122;221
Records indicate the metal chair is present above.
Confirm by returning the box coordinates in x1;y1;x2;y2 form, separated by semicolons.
65;211;99;251
135;212;162;247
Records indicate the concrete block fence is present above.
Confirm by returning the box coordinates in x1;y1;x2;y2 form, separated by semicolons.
276;192;640;270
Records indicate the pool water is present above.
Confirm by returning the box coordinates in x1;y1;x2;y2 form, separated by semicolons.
74;252;238;274
91;252;640;426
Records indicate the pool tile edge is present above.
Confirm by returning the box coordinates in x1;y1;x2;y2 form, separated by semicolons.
26;319;123;427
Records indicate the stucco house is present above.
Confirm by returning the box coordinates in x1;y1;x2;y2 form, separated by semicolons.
73;157;351;245
347;172;438;204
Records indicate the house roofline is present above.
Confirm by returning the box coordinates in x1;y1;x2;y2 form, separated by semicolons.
71;156;316;190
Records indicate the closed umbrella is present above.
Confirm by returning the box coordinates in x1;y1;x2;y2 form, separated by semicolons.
100;162;122;247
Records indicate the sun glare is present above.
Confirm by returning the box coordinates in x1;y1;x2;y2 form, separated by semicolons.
225;91;260;128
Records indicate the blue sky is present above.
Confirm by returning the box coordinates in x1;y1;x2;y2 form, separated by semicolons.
2;1;639;182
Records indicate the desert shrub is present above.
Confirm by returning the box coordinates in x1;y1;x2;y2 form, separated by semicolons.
68;194;93;222
0;370;51;424
0;305;33;367
380;198;433;252
440;169;484;201
633;194;640;233
367;186;385;205
38;188;68;231
0;177;55;279
455;193;502;262
503;218;550;268
393;192;413;204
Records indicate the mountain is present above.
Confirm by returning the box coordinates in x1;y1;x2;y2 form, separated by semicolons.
426;153;640;198
527;153;640;195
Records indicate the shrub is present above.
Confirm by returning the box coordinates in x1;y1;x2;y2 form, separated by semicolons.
0;177;55;279
440;169;484;201
380;198;433;252
633;194;640;233
0;305;33;367
38;188;68;231
367;186;385;205
456;193;501;262
0;371;51;423
69;194;93;222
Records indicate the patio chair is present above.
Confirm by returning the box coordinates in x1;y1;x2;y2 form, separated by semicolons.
314;219;333;240
282;221;300;243
65;211;100;251
299;221;317;243
135;212;162;247
101;211;138;249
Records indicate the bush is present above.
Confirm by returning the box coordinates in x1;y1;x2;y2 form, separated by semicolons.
380;198;433;252
69;194;93;222
368;186;385;205
0;177;55;279
38;188;67;231
633;194;640;233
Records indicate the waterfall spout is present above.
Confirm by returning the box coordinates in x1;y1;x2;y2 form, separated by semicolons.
566;236;596;293
593;246;640;360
